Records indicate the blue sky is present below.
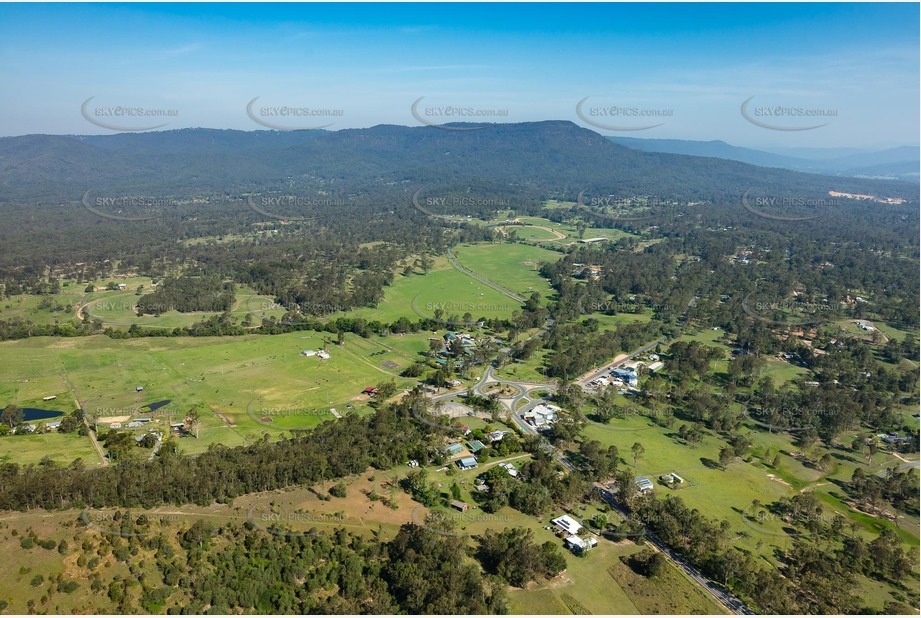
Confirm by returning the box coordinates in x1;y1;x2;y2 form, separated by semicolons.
0;2;917;148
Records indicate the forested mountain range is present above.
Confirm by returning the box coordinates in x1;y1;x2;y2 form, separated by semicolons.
1;122;917;202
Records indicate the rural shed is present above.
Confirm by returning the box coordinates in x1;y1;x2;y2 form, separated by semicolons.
450;500;470;512
465;440;486;453
456;456;478;470
444;443;463;456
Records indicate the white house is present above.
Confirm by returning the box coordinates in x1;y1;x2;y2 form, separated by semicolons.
525;403;560;429
565;535;598;553
551;514;582;535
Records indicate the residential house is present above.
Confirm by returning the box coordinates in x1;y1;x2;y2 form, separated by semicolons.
565;535;598;553
551;515;582;535
635;477;654;494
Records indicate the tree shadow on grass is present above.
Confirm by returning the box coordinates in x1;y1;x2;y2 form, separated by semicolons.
700;457;724;470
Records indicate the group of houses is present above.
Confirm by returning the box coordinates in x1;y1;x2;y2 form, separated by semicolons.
433;332;479;367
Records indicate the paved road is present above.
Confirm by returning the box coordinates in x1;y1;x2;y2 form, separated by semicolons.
597;487;754;615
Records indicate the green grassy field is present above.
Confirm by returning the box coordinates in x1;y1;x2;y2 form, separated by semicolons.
0;432;100;467
451;242;560;301
330;254;526;324
0;331;435;460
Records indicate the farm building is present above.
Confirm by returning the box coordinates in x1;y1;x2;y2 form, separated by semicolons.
45;421;61;430
450;500;470;512
136;386;144;392
660;472;685;485
42;395;56;401
444;443;464;456
465;440;486;453
362;386;378;396
551;514;582;535
456;456;478;470
316;351;331;360
302;350;317;357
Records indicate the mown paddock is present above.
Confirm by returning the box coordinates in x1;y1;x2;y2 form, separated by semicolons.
450;242;560;300
330;257;527;325
0;331;433;459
